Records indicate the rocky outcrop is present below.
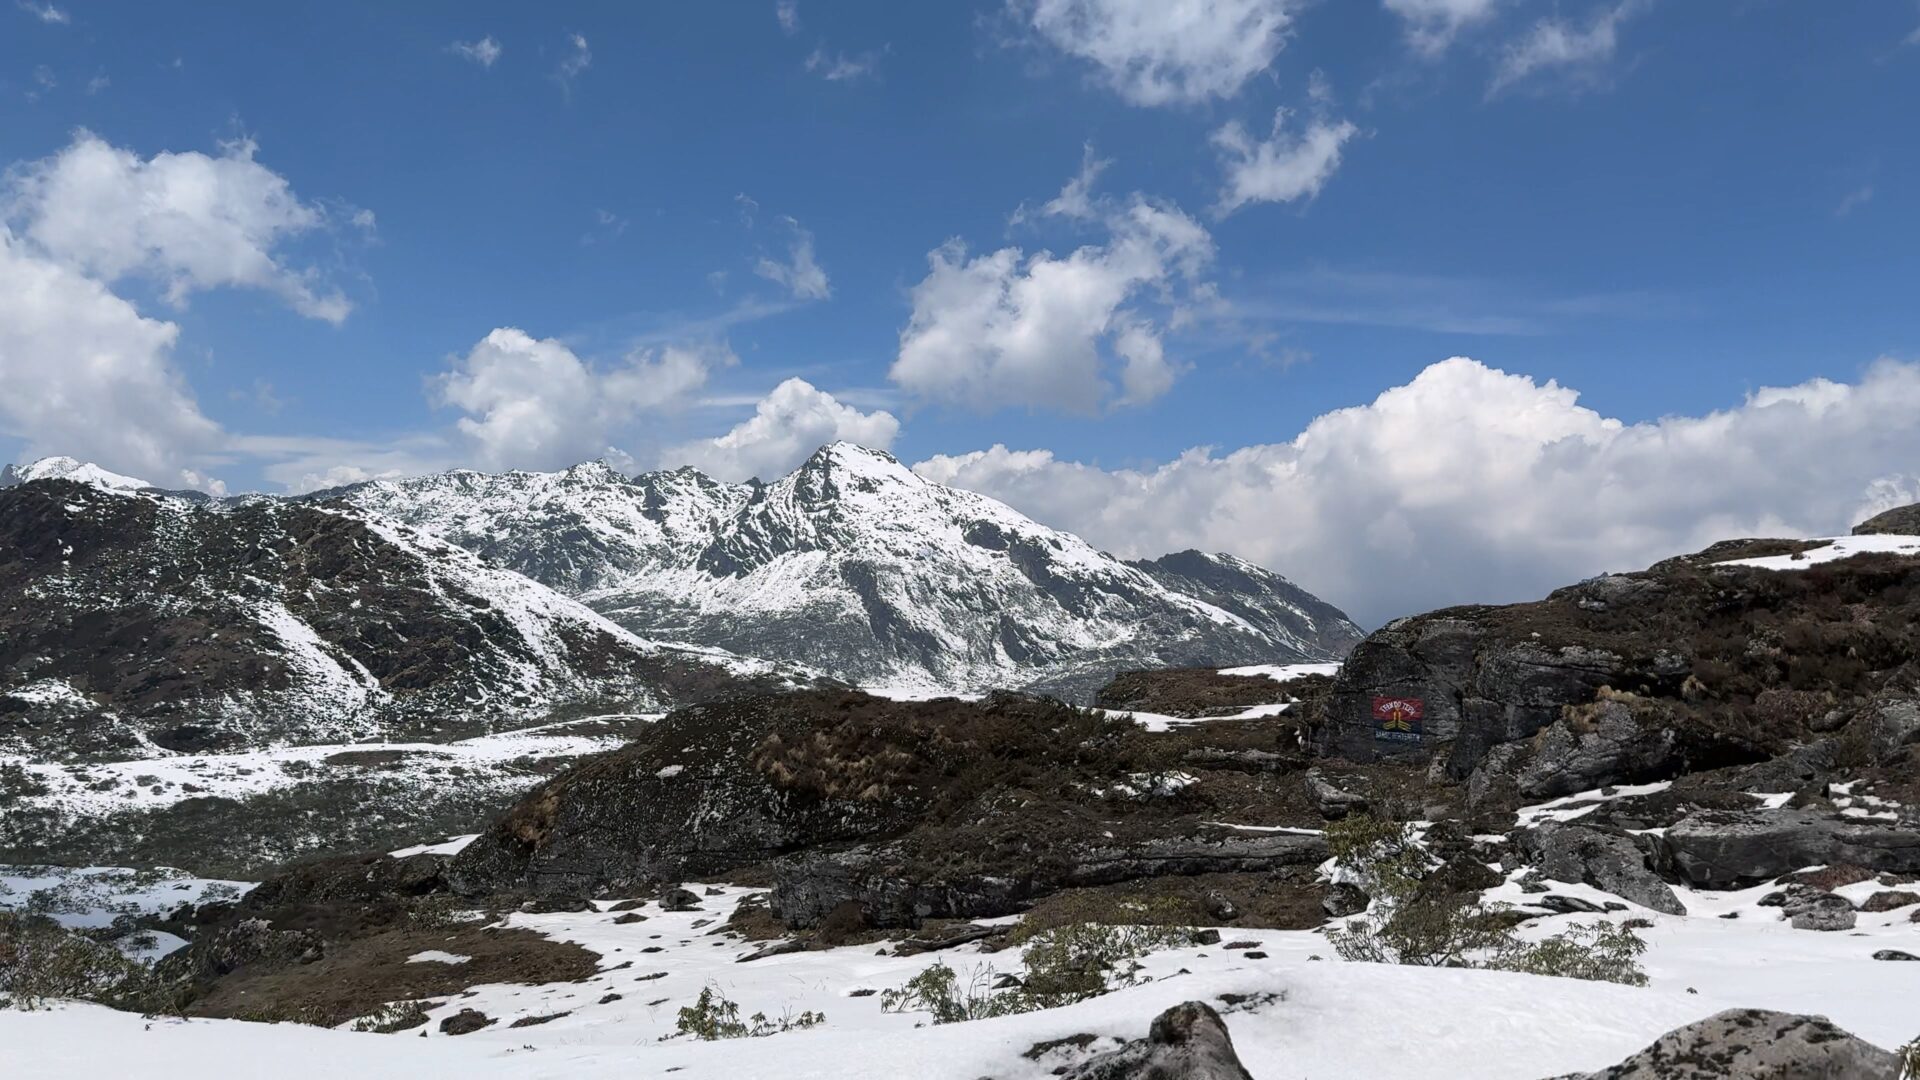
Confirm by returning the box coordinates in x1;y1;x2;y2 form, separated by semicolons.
449;688;1334;928
1516;823;1685;915
1662;809;1920;888
1059;1000;1256;1080
770;827;1327;927
1549;1008;1897;1079
1320;537;1920;792
1853;501;1920;536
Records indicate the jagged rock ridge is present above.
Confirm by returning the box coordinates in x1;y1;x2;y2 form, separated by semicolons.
337;443;1363;697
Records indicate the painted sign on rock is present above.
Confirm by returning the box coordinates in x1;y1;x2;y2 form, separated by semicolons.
1371;695;1424;742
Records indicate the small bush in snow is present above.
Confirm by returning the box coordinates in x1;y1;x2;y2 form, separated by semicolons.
1492;921;1649;987
0;912;150;1011
1900;1035;1918;1080
881;921;1195;1024
670;985;824;1041
350;1000;432;1033
1324;815;1648;986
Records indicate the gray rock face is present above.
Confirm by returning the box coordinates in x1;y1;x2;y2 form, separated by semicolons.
1550;1008;1897;1079
1852;501;1920;536
769;829;1329;928
1663;810;1920;888
338;444;1362;700
1319;539;1920;788
1518;823;1685;915
1060;1001;1255;1080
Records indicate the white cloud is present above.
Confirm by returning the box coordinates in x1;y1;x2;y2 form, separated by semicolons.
1835;185;1874;218
1383;0;1501;55
451;36;503;68
433;328;729;471
893;176;1214;412
0;227;222;483
776;0;800;34
1019;0;1298;106
753;218;831;300
3;130;357;323
554;32;591;95
666;378;900;482
1490;0;1648;96
915;356;1920;627
805;46;883;81
1211;109;1358;217
1025;143;1110;222
16;1;67;24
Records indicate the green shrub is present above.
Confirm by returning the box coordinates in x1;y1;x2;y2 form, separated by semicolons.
670;985;824;1041
881;921;1197;1025
1492;921;1649;987
350;1000;432;1033
0;912;151;1011
1324;815;1648;987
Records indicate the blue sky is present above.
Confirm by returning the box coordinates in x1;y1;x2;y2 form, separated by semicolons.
4;0;1920;621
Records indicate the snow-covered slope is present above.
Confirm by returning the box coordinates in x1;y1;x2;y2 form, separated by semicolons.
340;444;1362;696
0;477;799;762
0;455;150;491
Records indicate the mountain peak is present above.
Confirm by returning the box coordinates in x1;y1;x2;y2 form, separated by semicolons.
0;456;150;491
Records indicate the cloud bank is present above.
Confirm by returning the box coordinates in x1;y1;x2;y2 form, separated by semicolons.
916;356;1920;626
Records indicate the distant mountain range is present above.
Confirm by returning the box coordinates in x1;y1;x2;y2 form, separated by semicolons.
334;442;1362;696
0;444;1359;757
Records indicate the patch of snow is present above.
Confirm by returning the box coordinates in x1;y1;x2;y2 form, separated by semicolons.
1716;535;1920;570
655;764;685;779
1217;662;1342;682
407;950;472;965
1513;781;1673;828
389;835;480;858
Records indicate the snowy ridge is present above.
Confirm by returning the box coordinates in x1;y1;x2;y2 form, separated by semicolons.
342;443;1364;697
0;455;151;491
0;478;798;761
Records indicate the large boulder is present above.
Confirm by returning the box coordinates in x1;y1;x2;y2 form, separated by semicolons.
1662;809;1920;888
771;821;1327;927
1319;539;1920;787
1516;823;1684;915
1059;1000;1255;1080
1549;1008;1897;1079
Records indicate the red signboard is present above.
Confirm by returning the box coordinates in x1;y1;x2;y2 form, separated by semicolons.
1371;696;1424;742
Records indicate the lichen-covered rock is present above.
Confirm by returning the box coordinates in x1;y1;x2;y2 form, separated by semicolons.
1517;823;1684;915
1662;810;1920;888
1059;1000;1255;1080
1548;1008;1897;1079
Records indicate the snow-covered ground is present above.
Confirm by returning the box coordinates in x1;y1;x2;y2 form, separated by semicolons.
1716;533;1920;570
4;869;1915;1079
1;718;649;816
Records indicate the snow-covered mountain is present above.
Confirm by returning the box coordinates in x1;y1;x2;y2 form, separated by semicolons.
338;443;1362;696
0;455;150;491
0;477;801;762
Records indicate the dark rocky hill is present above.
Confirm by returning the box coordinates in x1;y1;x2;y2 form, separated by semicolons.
0;478;798;762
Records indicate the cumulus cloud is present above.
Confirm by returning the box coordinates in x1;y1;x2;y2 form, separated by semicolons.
915;356;1920;627
1490;0;1648;96
1018;0;1297;106
0;132;369;490
1383;0;1502;55
666;378;900;482
776;1;800;34
434;328;729;471
450;36;502;67
1211;109;1358;217
893;174;1215;412
3;130;357;323
0;227;221;482
753;218;831;300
